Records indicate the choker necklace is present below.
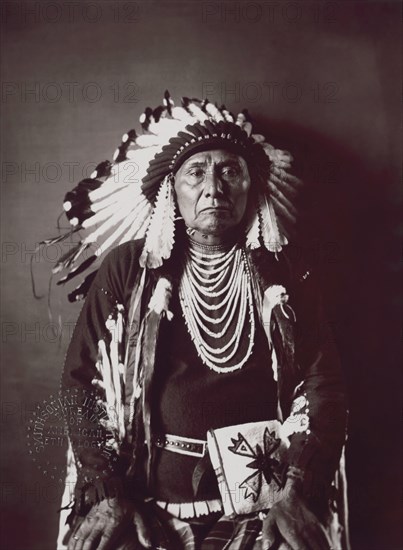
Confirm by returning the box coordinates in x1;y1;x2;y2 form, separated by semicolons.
187;236;235;254
179;244;255;374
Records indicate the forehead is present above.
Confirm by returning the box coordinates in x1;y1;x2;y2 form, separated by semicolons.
181;149;246;168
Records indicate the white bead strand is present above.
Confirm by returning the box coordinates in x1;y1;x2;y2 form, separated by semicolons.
179;246;255;373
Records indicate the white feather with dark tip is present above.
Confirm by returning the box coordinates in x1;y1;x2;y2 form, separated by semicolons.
140;175;176;268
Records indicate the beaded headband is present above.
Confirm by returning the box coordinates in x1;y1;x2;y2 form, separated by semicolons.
39;92;302;301
142;119;271;203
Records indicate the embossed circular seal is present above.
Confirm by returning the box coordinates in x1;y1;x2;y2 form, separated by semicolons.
26;387;118;482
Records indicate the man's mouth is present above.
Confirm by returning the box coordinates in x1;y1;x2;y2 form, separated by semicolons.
200;206;230;213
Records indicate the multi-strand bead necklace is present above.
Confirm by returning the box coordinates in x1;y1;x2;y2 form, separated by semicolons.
179;239;255;373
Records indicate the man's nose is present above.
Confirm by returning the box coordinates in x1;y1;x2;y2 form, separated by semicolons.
203;170;224;198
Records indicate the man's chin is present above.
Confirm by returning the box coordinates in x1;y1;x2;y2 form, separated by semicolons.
195;221;237;237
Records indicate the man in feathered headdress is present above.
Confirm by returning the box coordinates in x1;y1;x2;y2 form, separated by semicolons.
52;94;349;550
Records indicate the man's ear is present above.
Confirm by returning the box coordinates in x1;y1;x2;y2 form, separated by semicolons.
245;185;259;217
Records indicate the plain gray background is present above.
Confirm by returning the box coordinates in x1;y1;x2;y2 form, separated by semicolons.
1;1;401;549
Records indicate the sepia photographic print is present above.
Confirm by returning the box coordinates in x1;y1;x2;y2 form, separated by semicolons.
1;1;401;549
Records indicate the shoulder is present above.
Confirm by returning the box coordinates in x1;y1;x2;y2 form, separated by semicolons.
91;239;145;303
247;244;320;302
247;246;292;291
100;239;144;271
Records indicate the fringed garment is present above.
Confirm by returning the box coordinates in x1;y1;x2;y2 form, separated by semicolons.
57;232;349;550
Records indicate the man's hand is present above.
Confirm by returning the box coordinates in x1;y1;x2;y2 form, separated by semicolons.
68;497;135;550
261;480;331;550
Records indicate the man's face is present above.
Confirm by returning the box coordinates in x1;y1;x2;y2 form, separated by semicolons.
174;149;251;239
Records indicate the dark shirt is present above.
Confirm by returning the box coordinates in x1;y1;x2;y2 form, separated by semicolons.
151;291;278;502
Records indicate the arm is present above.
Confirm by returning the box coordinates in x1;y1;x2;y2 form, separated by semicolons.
61;243;144;515
61;244;152;549
287;265;348;510
263;260;348;550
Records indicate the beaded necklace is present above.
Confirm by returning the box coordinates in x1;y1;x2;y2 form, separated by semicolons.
179;240;255;373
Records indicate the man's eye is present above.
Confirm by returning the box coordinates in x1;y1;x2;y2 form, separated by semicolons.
221;167;240;179
189;169;205;178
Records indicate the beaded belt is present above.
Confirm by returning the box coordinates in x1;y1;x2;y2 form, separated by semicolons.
155;498;223;519
154;433;207;458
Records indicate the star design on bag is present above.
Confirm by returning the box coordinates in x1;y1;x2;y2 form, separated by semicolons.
228;428;285;502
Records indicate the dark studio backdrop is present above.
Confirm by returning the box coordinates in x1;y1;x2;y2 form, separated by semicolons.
0;1;401;549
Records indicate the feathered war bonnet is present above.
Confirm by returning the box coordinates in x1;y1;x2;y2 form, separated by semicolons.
42;92;302;302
